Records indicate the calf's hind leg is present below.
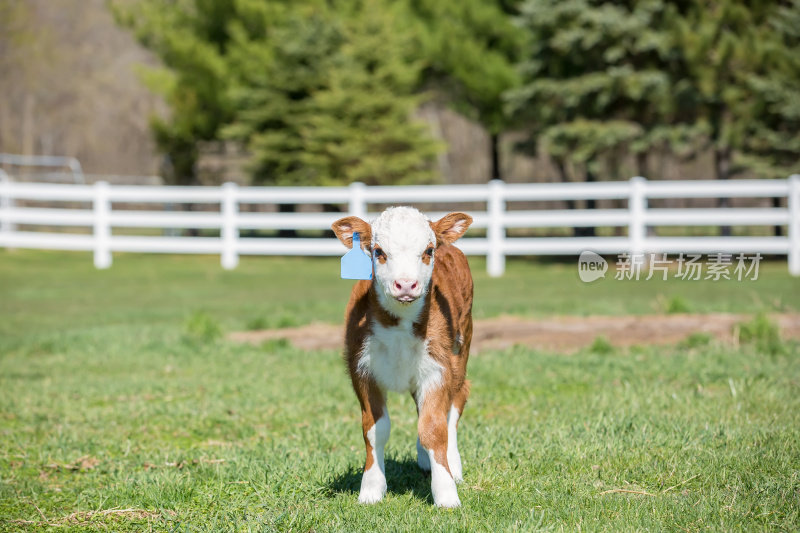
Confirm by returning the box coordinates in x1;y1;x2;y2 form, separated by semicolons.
418;389;460;508
447;381;470;483
413;390;431;472
447;315;472;483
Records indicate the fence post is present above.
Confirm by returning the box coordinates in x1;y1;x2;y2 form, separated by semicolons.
789;174;800;276
487;179;506;277
629;176;647;258
93;180;112;269
0;170;14;246
348;181;367;219
221;182;239;270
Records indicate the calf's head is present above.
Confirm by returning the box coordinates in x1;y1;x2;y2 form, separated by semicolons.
333;207;472;309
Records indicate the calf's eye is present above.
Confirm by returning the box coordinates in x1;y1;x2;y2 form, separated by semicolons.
425;247;434;257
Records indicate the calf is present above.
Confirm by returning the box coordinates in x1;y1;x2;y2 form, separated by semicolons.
332;206;473;508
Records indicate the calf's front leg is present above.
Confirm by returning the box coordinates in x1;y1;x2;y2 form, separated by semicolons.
418;389;460;508
356;379;390;504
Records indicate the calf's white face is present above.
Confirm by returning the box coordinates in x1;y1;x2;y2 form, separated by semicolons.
332;207;472;313
370;207;436;306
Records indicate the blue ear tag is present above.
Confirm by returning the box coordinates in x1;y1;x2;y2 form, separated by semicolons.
341;232;373;280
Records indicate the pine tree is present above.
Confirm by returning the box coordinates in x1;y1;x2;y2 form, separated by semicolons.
507;0;688;181
674;0;759;188
113;0;244;185
683;0;800;181
407;0;524;181
224;1;440;186
741;0;800;180
508;0;799;187
671;0;800;234
222;10;344;186
299;4;441;186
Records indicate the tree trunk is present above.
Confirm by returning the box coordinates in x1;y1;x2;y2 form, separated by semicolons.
490;132;501;181
575;168;596;237
185;202;199;237
278;203;298;238
554;158;582;237
714;147;732;237
773;196;783;236
635;151;648;178
634;151;657;237
22;92;35;157
180;156;200;237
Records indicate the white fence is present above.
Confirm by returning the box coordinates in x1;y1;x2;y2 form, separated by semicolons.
0;173;798;277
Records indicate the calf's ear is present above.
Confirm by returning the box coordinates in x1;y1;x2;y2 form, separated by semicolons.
331;216;372;250
431;212;473;245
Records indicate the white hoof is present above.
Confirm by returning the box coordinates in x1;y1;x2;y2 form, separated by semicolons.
358;466;386;504
429;449;461;508
434;491;461;508
358;487;386;504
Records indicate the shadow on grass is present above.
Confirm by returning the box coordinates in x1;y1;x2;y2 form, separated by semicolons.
328;457;433;503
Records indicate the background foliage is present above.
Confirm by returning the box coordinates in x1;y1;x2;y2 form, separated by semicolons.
114;0;800;186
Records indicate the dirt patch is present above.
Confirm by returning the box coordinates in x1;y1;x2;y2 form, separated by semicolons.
229;313;800;353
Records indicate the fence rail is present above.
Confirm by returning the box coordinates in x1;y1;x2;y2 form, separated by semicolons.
0;173;798;277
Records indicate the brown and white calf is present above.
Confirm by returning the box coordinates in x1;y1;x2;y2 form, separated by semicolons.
332;206;473;508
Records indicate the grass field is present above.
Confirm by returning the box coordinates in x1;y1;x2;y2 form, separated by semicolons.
1;250;799;531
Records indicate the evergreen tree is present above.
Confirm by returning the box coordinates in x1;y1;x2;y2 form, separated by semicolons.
117;0;439;187
407;0;524;181
740;0;800;180
300;4;441;186
507;0;689;182
224;1;440;186
113;0;249;184
222;9;344;186
675;0;759;191
509;0;799;186
675;0;800;181
671;0;800;234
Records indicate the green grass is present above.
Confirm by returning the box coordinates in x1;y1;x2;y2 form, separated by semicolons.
1;250;799;531
1;250;798;340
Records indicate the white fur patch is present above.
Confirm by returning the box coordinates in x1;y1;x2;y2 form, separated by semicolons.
359;410;390;504
370;207;436;312
359;464;385;504
427;447;460;508
447;405;463;483
358;318;443;404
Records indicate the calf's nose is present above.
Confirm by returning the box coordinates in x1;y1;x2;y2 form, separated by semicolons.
393;278;418;294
